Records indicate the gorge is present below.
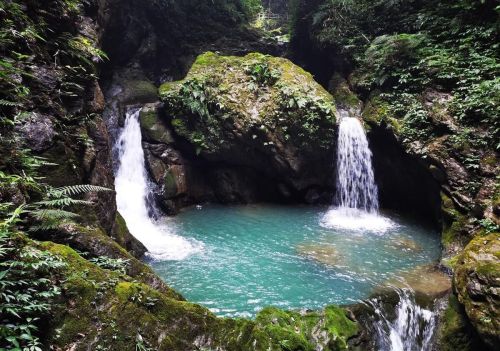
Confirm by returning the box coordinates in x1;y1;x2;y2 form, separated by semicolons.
0;0;498;350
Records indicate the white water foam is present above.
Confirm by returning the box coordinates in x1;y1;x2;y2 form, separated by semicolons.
115;108;202;260
320;208;395;233
322;115;394;232
369;289;437;351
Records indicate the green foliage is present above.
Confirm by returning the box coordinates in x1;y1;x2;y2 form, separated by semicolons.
277;83;336;146
303;0;499;146
246;62;281;86
478;218;500;234
27;184;112;231
0;209;66;350
90;256;130;274
240;0;263;19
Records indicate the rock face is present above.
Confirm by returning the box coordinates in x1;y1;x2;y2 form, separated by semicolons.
14;113;55;152
151;52;336;209
454;233;500;349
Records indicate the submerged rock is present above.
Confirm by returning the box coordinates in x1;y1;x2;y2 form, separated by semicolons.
296;243;343;267
390;237;423;253
382;264;452;299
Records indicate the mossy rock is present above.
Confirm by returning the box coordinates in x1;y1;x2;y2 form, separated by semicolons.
361;94;401;134
453;232;500;349
112;211;148;258
436;295;486;351
159;52;336;153
45;223;175;295
139;103;174;144
328;73;361;111
441;192;470;254
120;79;158;104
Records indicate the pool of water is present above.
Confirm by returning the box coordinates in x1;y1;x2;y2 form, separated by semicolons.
150;205;440;318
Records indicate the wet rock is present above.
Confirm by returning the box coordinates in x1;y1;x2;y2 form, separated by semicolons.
454;233;500;349
15;113;55;152
88;81;106;113
436;294;487;351
112;212;147;258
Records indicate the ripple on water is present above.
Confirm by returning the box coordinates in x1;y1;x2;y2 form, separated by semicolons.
150;205;440;318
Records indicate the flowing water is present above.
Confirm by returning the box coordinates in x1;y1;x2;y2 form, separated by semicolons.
322;115;394;232
335;116;379;212
114;109;202;260
369;289;437;351
150;205;440;318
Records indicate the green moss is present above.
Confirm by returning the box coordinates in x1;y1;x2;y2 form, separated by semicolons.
253;305;357;351
164;169;178;198
329;74;361;110
440;192;469;250
362;94;401;133
159;52;336;152
123;80;158;104
139;105;174;144
113;212;129;246
453;233;500;348
436;295;481;351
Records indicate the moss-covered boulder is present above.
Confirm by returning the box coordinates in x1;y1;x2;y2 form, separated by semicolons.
159;52;336;198
160;52;335;152
453;233;500;349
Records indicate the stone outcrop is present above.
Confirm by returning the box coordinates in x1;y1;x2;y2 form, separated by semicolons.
146;52;337;210
453;233;500;349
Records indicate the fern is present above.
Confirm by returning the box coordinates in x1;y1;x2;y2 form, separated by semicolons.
49;184;112;197
34;198;93;207
0;99;21;106
30;209;79;221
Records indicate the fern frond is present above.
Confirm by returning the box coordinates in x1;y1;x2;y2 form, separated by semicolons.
30;209;79;220
0;99;21;107
50;184;112;197
34;198;93;207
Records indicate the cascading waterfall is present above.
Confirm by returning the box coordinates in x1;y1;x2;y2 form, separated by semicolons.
335;116;379;212
321;112;393;231
115;108;202;260
369;289;437;351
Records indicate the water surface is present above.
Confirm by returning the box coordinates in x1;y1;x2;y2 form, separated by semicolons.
151;204;440;318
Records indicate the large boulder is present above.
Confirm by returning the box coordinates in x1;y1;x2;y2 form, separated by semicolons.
453;233;500;349
158;52;337;203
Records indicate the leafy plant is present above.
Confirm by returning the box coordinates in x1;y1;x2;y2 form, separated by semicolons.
0;206;66;350
28;184;112;231
89;256;129;274
246;62;280;86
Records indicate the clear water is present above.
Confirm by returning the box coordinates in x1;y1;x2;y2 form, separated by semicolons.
150;204;440;318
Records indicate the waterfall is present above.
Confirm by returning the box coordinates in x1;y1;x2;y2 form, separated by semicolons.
335;116;379;212
321;113;394;232
115;108;202;260
369;289;437;351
